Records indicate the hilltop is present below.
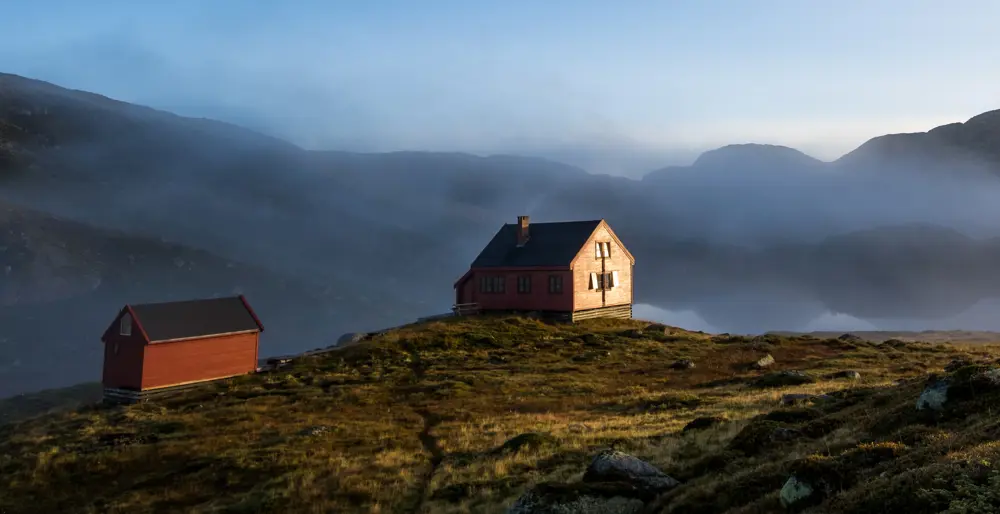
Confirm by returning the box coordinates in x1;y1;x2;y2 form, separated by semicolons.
3;315;1000;513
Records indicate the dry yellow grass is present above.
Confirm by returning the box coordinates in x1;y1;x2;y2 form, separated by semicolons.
2;315;999;514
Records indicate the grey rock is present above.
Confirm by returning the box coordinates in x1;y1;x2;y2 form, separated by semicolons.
916;379;950;411
779;475;814;507
582;450;680;493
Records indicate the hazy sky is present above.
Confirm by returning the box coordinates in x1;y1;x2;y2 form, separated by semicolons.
2;0;998;176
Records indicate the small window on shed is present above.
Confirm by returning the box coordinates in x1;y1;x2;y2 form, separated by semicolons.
120;313;132;336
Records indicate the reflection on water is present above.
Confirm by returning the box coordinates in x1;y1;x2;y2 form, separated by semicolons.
634;300;1000;335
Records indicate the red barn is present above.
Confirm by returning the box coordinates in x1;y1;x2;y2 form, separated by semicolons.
453;216;635;321
100;295;264;403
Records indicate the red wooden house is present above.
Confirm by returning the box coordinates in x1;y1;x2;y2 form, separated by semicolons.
100;295;264;403
454;216;635;321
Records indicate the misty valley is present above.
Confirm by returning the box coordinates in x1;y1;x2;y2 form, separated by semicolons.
4;72;1000;400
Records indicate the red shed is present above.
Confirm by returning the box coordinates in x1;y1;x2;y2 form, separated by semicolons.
453;216;636;321
100;295;264;403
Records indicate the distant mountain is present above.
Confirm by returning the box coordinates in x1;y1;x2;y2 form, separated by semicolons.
835;110;1000;175
4;71;1000;396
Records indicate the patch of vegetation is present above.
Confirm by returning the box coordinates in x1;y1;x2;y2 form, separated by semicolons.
1;314;999;514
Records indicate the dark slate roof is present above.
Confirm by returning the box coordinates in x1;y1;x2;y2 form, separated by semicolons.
129;296;263;342
470;220;602;268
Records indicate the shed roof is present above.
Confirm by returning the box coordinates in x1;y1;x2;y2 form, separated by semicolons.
116;296;264;343
470;220;603;268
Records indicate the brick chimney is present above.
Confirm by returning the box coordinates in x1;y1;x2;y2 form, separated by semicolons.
516;215;530;247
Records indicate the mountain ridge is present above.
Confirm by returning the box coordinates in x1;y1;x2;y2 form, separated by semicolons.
6;72;999;180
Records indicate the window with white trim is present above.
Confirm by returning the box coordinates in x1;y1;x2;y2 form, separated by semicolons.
595;241;611;258
588;271;619;291
120;313;132;336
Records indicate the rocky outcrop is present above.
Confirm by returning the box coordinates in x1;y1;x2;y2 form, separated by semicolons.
916;365;1000;412
508;450;679;513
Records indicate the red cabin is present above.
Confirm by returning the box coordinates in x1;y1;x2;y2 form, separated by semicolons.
454;216;636;321
100;295;264;403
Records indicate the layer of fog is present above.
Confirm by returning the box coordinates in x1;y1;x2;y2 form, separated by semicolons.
8;71;1000;398
635;301;1000;335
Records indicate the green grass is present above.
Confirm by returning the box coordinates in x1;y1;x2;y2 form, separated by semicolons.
2;314;1000;513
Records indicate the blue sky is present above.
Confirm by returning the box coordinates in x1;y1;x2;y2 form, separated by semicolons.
2;1;998;176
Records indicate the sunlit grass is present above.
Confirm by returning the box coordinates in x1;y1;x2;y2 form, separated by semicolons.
2;314;999;513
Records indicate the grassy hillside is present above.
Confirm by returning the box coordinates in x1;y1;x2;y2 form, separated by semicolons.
2;316;1000;513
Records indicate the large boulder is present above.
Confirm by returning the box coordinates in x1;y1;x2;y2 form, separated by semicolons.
582;450;680;492
507;450;680;513
779;475;814;508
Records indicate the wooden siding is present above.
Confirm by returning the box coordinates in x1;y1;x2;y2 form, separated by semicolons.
101;310;146;390
464;269;574;312
571;222;633;311
457;274;476;305
103;379;225;405
140;332;259;390
572;304;632;321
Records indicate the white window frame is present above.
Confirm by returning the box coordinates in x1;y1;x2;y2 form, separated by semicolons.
611;270;620;288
